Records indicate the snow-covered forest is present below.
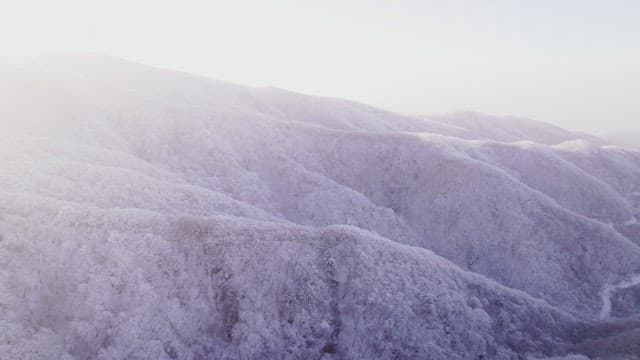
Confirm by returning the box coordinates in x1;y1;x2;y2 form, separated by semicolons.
1;55;639;359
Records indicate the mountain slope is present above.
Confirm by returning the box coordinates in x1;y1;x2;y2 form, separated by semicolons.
0;190;593;359
1;55;639;359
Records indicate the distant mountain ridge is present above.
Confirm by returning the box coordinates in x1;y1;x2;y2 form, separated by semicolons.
425;111;606;145
604;131;640;150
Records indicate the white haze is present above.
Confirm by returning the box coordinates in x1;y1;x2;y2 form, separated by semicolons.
1;0;640;134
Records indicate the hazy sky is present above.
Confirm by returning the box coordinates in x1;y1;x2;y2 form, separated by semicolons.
2;0;639;134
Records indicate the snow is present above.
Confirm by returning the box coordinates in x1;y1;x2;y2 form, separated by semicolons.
599;273;640;319
1;55;639;359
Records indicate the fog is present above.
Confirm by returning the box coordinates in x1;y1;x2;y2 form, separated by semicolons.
2;0;639;134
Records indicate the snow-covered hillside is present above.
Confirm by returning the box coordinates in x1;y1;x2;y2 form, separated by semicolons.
1;55;639;359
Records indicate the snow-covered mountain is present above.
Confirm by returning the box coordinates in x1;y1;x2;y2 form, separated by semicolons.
1;55;639;359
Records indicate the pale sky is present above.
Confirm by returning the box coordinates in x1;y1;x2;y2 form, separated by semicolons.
1;0;639;134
